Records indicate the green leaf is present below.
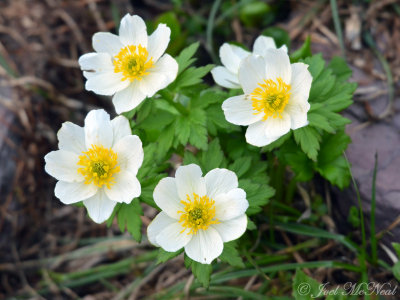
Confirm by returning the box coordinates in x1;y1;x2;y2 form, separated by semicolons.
157;122;176;154
327;56;352;82
229;157;252;178
316;131;351;189
308;111;335;133
156;248;183;264
392;243;400;258
183;150;200;165
393;261;400;281
117;201;143;242
201;138;224;172
240;1;273;27
240;179;274;215
206;103;239;135
175;42;199;74
293;127;321;161
290;36;311;62
277;140;314;182
318;156;350;189
219;242;245;268
175;115;191;145
174;64;214;89
318;131;350;166
191;259;212;288
293;269;322;299
303;54;325;80
191;89;226;109
247;218;256;230
189;123;208;150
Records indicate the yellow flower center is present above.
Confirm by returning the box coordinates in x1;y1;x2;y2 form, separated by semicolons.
250;77;291;120
77;145;120;189
178;193;220;235
113;45;154;81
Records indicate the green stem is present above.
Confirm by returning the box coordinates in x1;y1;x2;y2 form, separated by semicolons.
344;152;369;298
370;153;378;265
330;0;346;59
158;90;188;115
206;0;221;63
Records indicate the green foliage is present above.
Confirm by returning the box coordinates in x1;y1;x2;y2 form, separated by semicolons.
184;254;212;288
157;248;183;264
290;36;311;62
293;269;321;299
219;241;245;268
116;201;143;242
240;1;273;27
275;52;356;188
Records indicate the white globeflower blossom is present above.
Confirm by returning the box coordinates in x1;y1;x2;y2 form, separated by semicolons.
222;49;312;147
44;109;143;223
79;14;178;114
147;164;249;264
211;35;288;89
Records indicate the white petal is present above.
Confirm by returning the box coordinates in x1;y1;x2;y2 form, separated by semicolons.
111;115;132;146
222;94;262;126
118;14;148;47
153;177;182;220
175;164;206;200
212;214;247;242
112;82;146;114
263;48;291;83
147;212;176;246
211;66;240;89
147;23;170;62
263;111;291;139
92;32;124;56
285;101;310;130
85;70;129;96
290;62;312;104
139;54;178;97
112;135;143;175
238;55;266;94
84;109;113;149
184;228;223;264
252;36;277;56
245;121;279;147
55;181;97;204
78;52;113;73
156;221;192;252
204;168;238;199
214;188;249;221
57;122;85;154
279;45;288;53
105;170;141;203
83;189;117;223
44;150;83;182
220;43;249;74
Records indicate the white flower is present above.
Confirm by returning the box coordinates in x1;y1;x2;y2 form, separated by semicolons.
79;14;178;114
211;36;288;89
147;164;249;264
222;49;312;147
44;109;143;223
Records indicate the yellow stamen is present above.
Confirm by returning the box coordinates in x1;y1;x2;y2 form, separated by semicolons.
250;77;291;120
77;145;120;189
113;45;154;81
178;193;220;235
